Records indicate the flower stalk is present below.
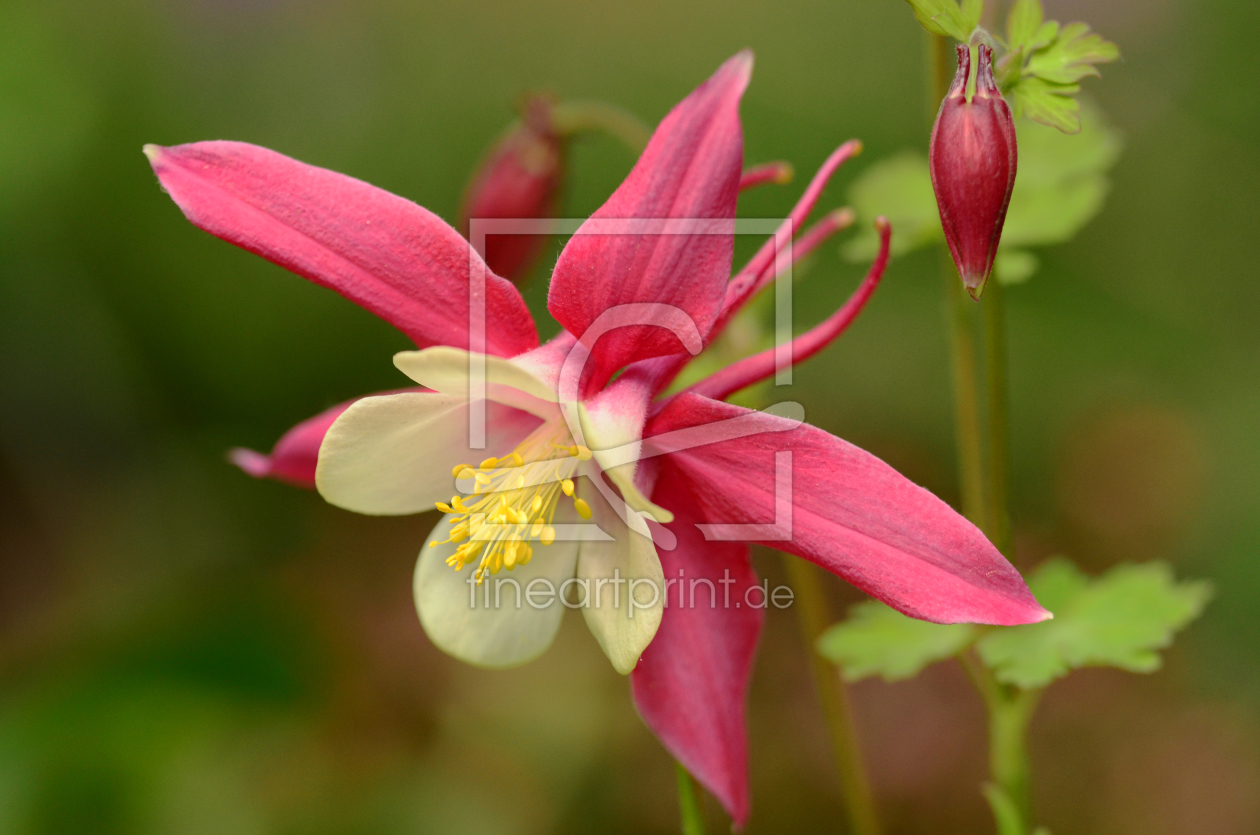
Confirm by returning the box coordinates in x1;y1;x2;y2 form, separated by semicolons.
549;100;652;155
959;649;1040;833
676;763;708;835
982;279;1012;556
931;26;1026;832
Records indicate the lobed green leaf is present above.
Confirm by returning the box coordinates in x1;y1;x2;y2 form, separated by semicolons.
976;559;1213;689
1005;0;1043;52
1011;77;1082;133
902;0;974;41
816;601;976;682
1026;22;1120;85
1005;11;1118;132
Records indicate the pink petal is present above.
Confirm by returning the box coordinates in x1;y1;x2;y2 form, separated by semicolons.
632;480;760;828
546;52;751;395
230;397;360;488
145;142;538;358
645;394;1050;626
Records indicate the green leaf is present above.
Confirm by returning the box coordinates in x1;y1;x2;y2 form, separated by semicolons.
976;559;1213;689
1005;0;1044;52
959;0;984;36
1002;103;1123;247
1011;77;1082;132
902;0;973;41
1006;18;1117;132
841;152;940;262
816;601;976;682
1026;22;1119;85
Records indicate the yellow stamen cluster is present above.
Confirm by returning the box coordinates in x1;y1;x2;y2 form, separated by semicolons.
430;426;594;584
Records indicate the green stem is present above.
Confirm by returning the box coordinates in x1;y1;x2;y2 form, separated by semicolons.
785;556;883;835
676;762;707;835
549;101;652;155
982;280;1012;556
943;253;989;529
932;25;1028;832
959;652;1040;833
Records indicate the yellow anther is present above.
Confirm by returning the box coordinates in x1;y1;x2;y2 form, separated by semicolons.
436;423;595;580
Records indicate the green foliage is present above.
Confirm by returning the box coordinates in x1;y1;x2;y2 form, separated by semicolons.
816;600;976;682
901;0;982;42
843;103;1121;283
976;559;1213;689
1000;0;1118;132
1010;77;1083;134
1005;0;1056;54
1026;23;1120;85
817;558;1209;693
1004;104;1123;240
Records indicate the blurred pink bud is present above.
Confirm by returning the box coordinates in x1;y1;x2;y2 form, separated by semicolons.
929;44;1017;300
459;95;565;286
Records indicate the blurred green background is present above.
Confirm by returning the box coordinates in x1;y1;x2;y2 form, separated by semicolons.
2;0;1258;832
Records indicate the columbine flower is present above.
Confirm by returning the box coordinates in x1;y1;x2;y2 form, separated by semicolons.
146;51;1046;827
930;43;1018;299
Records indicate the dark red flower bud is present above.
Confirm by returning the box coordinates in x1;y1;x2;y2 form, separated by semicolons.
459;95;565;286
929;44;1018;300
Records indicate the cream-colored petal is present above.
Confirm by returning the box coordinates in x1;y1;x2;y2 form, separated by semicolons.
394;346;560;421
415;513;580;669
576;399;674;525
316;392;538;515
576;484;664;674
